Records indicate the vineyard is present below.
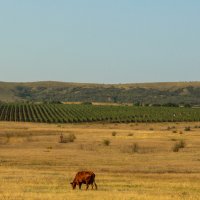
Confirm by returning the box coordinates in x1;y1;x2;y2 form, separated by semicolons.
0;103;200;123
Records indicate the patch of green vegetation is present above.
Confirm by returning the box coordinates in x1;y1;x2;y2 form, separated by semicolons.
0;103;200;123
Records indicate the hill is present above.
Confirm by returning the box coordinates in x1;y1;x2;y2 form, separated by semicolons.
0;81;200;105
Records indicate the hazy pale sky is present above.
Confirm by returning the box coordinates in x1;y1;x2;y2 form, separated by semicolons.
0;0;199;83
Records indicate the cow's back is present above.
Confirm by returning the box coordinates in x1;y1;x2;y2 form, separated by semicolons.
74;171;95;183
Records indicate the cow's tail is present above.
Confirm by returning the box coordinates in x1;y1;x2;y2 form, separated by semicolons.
93;174;97;190
94;181;97;190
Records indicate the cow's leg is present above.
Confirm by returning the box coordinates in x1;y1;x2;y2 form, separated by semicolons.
91;183;94;190
86;181;89;190
78;182;82;190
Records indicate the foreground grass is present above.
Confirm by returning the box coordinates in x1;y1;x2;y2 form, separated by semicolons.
0;122;200;199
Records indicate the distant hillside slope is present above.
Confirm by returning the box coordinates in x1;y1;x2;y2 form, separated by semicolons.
0;81;200;105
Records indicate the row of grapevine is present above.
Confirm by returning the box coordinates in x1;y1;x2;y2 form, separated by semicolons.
0;103;200;123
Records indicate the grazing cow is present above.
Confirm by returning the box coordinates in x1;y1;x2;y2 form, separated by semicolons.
70;171;97;190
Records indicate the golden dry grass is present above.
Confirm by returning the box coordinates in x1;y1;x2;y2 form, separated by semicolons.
1;122;200;199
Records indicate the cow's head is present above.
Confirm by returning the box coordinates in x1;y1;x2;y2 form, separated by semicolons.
70;182;76;189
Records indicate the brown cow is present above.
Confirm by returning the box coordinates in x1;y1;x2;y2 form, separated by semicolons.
70;171;97;190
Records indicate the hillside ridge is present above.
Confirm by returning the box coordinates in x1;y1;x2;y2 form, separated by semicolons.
0;81;200;104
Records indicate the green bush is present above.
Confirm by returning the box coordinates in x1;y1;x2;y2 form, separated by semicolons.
81;102;92;105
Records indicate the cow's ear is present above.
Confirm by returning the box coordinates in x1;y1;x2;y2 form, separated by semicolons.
70;182;73;185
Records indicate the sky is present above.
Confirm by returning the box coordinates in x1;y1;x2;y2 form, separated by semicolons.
0;0;199;83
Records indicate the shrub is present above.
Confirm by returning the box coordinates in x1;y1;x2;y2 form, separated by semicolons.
152;104;161;107
184;126;191;131
172;140;186;152
128;133;133;136
130;143;139;153
79;144;96;151
184;104;191;108
5;134;11;144
26;135;34;142
170;138;177;141
163;103;179;107
121;143;139;153
112;131;117;136
81;102;92;105
168;126;176;130
0;133;12;144
172;143;180;152
103;139;110;146
172;130;177;133
179;140;185;148
0;136;9;145
59;133;76;143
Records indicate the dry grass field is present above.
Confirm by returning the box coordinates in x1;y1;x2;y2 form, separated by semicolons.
1;121;200;200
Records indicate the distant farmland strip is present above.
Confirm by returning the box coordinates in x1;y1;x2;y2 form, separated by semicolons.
0;103;200;123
